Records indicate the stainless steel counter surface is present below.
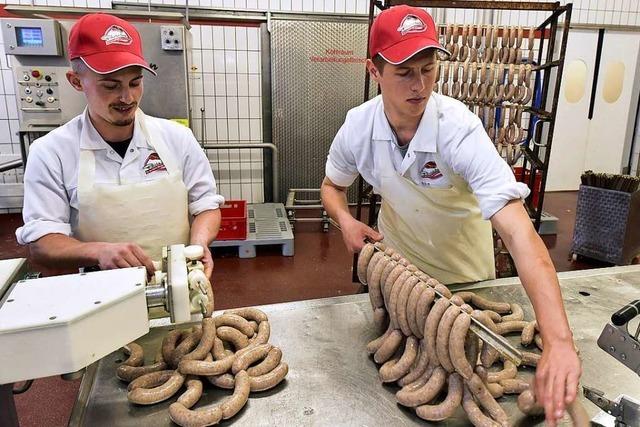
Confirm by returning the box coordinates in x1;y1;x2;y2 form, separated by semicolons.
70;265;640;426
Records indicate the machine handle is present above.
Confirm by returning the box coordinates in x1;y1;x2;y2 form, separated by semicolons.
611;299;640;326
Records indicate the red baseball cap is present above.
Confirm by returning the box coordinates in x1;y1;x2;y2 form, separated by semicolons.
369;5;449;65
68;13;156;75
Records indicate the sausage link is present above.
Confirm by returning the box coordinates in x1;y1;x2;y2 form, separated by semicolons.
517;389;543;415
415;287;436;339
520;351;541;367
534;334;544;351
211;337;234;360
217;326;250;351
424;297;452;368
232;343;272;374
221;370;250;419
223;307;268;323
396;366;446;407
249;362;288;392
379;260;398;303
379;336;419;383
169;401;223;427
162;329;187;364
483;310;502;323
117;360;168;382
521;321;537;346
499;378;529;394
368;254;388;309
374;329;403;364
467;373;510;426
496;320;529;335
486;382;504;398
247;320;259;333
122;342;144;367
181;317;216;362
397;340;430;386
247;347;282;377
470;295;510;314
434;283;452;299
436;304;462;372
407;282;428;337
206;373;235;389
373;307;388;333
127;370;175;392
171;327;203;368
397;276;420;336
567;399;591;427
471;310;499;368
127;370;186;405
235;321;271;358
450;312;474;379
177;376;203;409
501;303;524;322
178;354;235;376
462;384;501;427
366;327;393;354
388;271;413;328
487;360;517;383
214;314;255;337
356;243;375;284
383;265;406;309
415;373;464;421
366;252;385;290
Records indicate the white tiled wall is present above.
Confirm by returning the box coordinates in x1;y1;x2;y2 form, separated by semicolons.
1;0;640;213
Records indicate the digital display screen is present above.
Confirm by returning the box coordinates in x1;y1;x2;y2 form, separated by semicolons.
16;27;44;48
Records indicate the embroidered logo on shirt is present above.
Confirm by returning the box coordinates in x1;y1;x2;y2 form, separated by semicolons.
143;152;166;175
397;15;427;36
420;161;442;180
100;25;133;46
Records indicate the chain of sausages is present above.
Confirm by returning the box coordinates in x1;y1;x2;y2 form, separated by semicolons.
115;272;288;426
434;25;538;166
358;242;587;425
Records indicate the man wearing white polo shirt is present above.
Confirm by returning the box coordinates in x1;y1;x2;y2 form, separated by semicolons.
16;13;224;279
321;5;580;426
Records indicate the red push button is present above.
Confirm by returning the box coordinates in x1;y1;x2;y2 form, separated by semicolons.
31;69;41;79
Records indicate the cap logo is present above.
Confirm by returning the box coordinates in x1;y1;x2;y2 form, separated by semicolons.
100;25;132;46
397;14;426;36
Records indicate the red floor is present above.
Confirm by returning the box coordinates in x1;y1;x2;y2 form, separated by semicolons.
1;191;606;426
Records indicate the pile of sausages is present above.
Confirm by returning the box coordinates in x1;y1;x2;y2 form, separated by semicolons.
115;306;288;427
358;242;589;426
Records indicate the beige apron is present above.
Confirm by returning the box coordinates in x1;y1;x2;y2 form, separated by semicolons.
375;111;495;284
74;110;190;260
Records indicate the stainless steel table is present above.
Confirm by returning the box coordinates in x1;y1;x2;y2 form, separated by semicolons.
70;266;640;426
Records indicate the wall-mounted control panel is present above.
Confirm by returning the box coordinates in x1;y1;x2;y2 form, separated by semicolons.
1;18;63;56
161;26;184;51
16;67;61;112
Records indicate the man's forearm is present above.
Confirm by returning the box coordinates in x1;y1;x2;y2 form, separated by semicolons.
320;178;353;226
190;209;221;247
509;228;573;343
29;234;101;269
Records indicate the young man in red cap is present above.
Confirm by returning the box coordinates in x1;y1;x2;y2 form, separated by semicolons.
321;5;580;425
16;13;224;279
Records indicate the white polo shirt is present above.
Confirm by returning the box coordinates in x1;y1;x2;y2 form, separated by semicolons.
16;112;225;245
325;93;530;220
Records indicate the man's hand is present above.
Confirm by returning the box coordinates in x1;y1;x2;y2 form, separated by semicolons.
200;246;214;280
339;215;383;253
534;338;582;426
95;242;156;275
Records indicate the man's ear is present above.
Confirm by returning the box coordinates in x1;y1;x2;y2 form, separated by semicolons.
66;71;83;92
365;58;381;83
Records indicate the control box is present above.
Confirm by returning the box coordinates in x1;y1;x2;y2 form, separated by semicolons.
1;18;63;56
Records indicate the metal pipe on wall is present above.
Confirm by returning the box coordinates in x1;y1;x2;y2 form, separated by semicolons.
202;143;279;203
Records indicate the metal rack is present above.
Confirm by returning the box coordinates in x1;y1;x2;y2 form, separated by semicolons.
352;0;572;283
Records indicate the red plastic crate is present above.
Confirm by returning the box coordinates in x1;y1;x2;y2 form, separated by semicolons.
513;166;542;206
217;200;247;240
